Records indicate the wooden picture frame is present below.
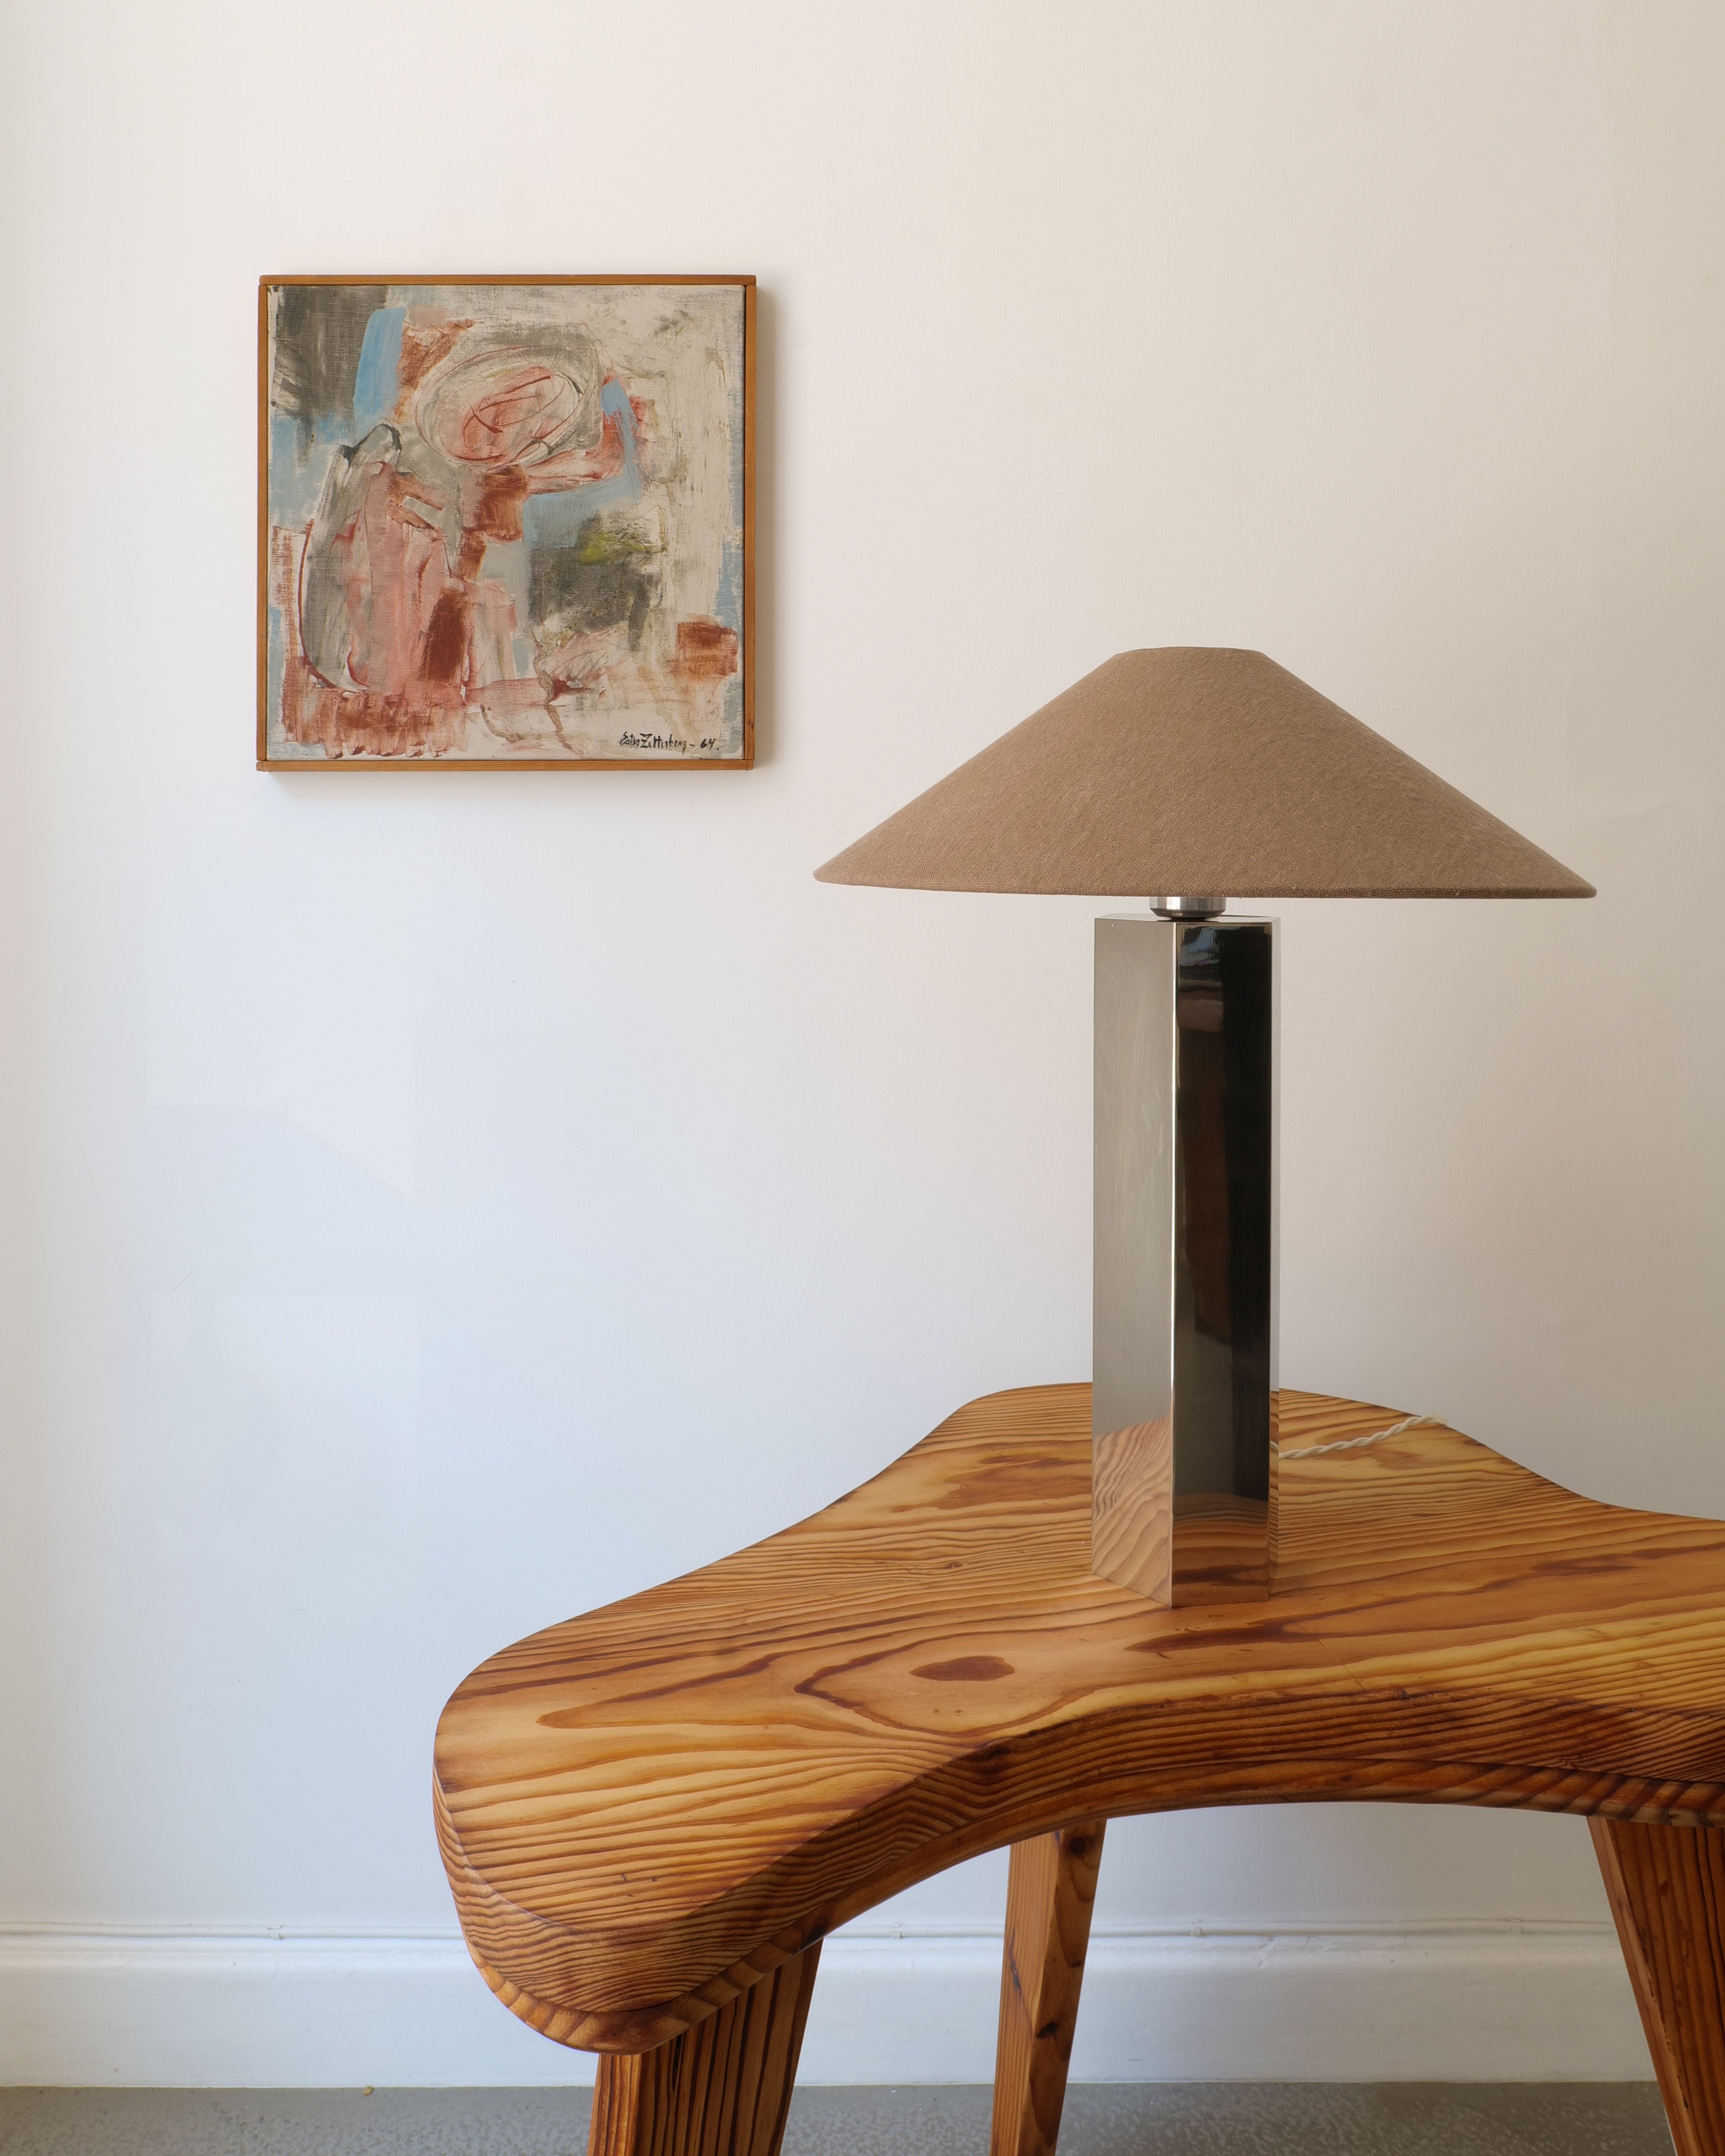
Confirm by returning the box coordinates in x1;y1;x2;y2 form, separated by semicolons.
258;274;755;770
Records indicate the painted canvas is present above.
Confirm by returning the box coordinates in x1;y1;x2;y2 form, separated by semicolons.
259;276;753;768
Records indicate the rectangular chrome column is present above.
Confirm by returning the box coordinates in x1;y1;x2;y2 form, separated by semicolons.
1092;913;1277;1604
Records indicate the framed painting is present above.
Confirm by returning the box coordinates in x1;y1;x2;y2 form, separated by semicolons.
258;275;754;769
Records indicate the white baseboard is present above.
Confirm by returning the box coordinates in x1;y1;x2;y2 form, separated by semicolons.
0;1921;1652;2088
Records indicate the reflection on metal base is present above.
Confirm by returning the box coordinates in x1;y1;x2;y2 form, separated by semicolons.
1092;913;1277;1605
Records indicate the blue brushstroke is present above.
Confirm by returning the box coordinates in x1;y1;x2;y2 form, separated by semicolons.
352;306;406;436
270;413;348;526
599;375;640;466
522;377;643;550
269;413;304;505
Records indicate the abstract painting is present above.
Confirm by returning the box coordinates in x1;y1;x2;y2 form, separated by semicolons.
258;276;753;768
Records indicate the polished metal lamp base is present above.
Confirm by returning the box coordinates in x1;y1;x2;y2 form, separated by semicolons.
1092;910;1277;1603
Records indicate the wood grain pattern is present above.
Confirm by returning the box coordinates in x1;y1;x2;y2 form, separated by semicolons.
1592;1818;1725;2156
991;1821;1105;2156
435;1384;1725;2053
588;1941;819;2156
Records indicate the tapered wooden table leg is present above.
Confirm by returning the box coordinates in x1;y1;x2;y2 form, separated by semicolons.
991;1820;1106;2156
588;1942;822;2156
1592;1817;1725;2156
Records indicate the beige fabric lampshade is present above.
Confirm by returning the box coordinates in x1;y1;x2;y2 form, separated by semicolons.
815;648;1593;898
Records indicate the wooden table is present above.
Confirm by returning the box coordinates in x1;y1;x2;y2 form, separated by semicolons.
434;1388;1725;2156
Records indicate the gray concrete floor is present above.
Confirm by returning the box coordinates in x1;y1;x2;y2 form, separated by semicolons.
0;2084;1675;2155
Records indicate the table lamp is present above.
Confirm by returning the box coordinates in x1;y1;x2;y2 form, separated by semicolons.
815;647;1592;1607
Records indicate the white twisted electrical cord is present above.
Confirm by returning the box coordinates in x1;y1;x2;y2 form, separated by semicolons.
1273;1411;1442;1461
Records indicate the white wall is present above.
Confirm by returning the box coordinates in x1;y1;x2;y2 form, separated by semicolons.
2;0;1721;2089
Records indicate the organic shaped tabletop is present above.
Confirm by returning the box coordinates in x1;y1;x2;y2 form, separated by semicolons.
434;1386;1725;2056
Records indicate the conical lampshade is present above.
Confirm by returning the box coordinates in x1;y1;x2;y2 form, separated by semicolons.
815;648;1593;898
